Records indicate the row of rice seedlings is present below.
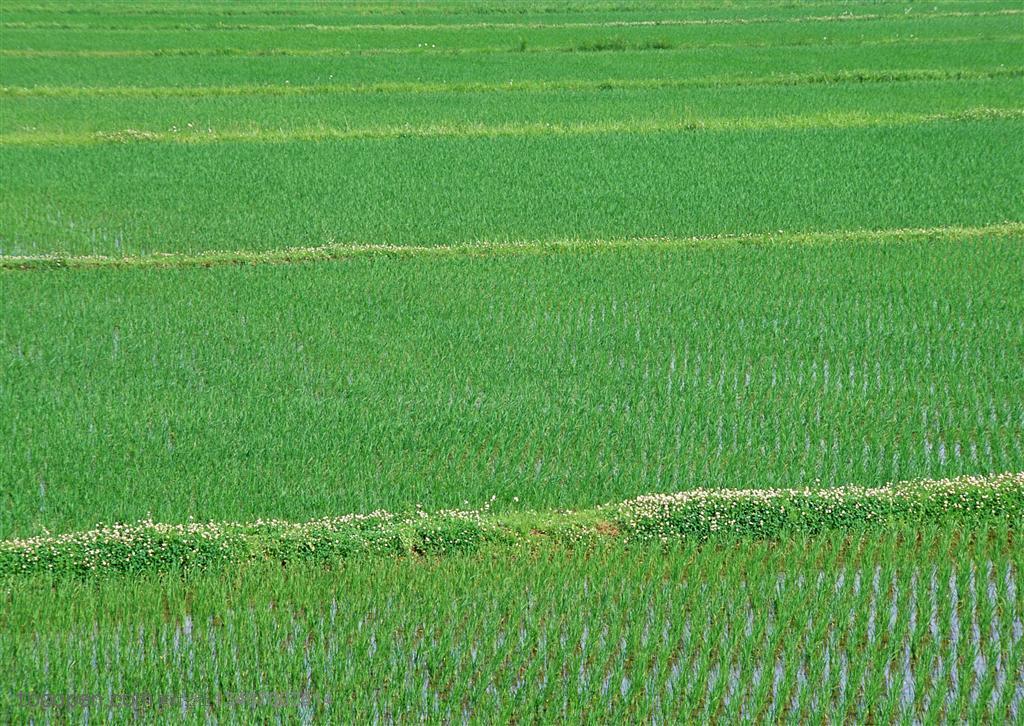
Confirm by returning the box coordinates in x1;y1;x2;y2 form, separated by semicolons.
3;524;1019;720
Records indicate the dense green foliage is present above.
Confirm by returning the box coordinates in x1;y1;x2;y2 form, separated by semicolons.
3;524;1021;721
2;0;1022;718
4;239;1023;534
3;120;1021;256
4;36;1018;88
3;79;1022;140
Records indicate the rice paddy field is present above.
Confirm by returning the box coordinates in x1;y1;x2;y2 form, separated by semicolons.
1;0;1023;721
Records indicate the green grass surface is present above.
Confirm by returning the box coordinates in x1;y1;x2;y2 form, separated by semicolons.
3;24;1016;57
3;524;1021;721
4;238;1022;535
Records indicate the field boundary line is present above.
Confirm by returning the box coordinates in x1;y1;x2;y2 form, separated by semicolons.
3;222;1022;273
2;32;1015;59
2;0;1014;19
2;8;1019;32
4;67;1021;101
3;108;1021;147
2;472;1020;577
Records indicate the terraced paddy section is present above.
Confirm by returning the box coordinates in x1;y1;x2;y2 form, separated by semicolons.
3;119;1022;257
2;77;1022;140
3;237;1022;536
2;524;1021;721
7;10;1017;104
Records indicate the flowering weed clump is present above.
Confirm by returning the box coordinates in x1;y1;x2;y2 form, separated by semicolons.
2;473;1020;578
0;505;509;577
615;472;1024;543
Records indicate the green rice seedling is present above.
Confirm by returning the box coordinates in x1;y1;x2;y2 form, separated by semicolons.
1001;615;1024;721
945;562;974;719
3;4;1016;109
